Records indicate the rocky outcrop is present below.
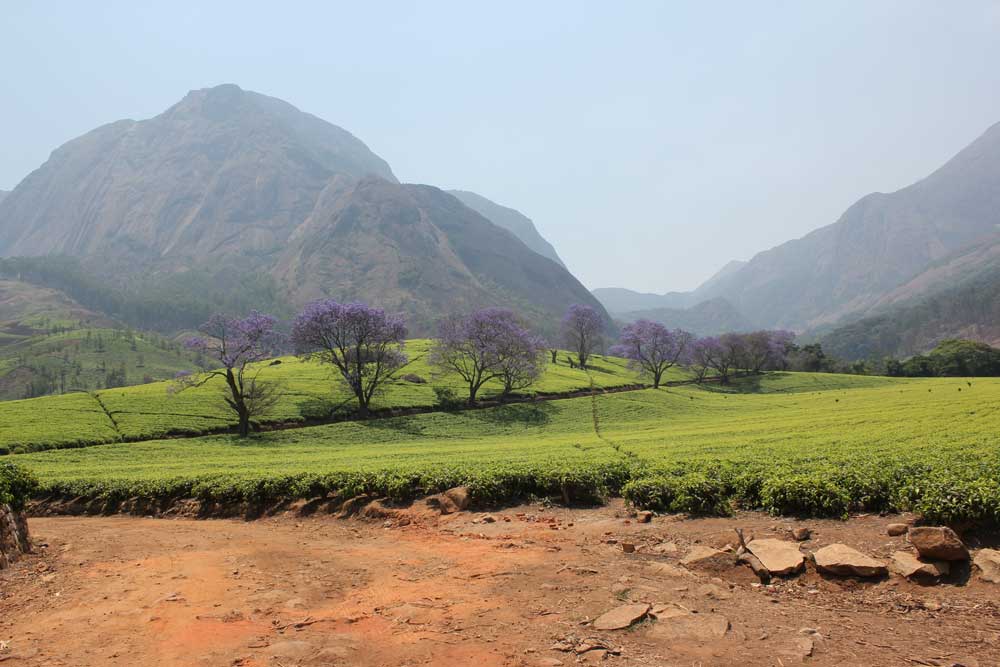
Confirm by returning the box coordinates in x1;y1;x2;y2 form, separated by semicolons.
0;503;30;569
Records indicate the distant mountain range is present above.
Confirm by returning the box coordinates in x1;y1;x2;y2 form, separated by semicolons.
0;84;604;335
595;122;1000;357
0;191;7;206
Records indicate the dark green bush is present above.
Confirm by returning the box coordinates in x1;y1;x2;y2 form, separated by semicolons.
0;462;39;511
760;474;850;518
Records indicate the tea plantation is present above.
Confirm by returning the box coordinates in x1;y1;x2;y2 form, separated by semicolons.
0;341;648;454
9;371;999;523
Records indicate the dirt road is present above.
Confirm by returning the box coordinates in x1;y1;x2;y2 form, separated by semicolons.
1;502;997;666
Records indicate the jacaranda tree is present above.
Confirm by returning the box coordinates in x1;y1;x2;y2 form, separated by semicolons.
178;311;284;438
291;300;408;417
611;320;692;388
561;304;604;369
432;308;545;404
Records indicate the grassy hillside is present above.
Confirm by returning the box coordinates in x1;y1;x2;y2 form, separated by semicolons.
0;341;647;454
0;279;203;399
12;372;1000;522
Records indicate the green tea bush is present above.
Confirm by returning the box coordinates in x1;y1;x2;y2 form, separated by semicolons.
760;474;851;518
0;462;38;511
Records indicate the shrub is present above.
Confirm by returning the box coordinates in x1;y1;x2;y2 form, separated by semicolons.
623;473;732;516
432;386;464;410
0;462;39;511
760;474;850;519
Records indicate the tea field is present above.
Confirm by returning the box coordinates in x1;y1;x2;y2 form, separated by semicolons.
11;372;1000;522
0;341;648;454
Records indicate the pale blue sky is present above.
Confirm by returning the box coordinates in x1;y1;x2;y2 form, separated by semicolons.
2;2;1000;291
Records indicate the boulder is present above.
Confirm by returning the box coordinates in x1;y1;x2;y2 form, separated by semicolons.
890;551;949;579
973;549;1000;583
887;523;909;537
680;545;733;570
636;510;653;523
444;486;472;510
813;544;887;578
592;603;650;630
908;527;969;561
425;486;472;515
791;527;811;541
747;538;805;576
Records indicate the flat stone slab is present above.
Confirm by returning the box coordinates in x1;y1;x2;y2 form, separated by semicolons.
648;611;730;641
592;603;650;630
973;548;1000;583
890;551;949;579
908;526;969;561
747;538;805;576
813;543;887;578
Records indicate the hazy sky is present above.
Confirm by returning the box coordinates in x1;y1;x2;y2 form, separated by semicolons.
2;2;1000;292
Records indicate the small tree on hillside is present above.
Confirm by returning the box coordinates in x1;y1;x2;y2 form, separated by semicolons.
291;300;408;417
741;330;795;373
432;308;545;404
177;311;283;438
611;320;692;388
561;304;604;369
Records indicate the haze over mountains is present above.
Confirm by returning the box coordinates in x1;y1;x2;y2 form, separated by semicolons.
595;121;1000;356
0;84;603;334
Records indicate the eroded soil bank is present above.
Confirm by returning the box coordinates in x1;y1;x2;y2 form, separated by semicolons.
1;502;998;666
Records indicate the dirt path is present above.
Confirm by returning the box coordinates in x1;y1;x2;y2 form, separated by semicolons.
1;503;997;666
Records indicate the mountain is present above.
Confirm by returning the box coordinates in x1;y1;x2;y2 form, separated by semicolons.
591;287;695;314
692;121;1000;331
273;177;601;333
0;84;608;334
819;248;1000;360
0;191;7;206
446;190;566;268
592;260;748;316
617;297;752;337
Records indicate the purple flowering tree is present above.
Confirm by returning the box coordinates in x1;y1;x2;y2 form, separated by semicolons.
561;304;604;369
740;330;796;373
291;300;408;417
431;308;545;404
178;311;284;438
610;320;692;388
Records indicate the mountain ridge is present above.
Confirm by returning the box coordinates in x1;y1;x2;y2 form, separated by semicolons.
0;84;608;335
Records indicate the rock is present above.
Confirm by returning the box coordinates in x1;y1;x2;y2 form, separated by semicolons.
908;527;969;561
889;551;949;579
973;548;1000;583
681;545;733;570
646;562;691;578
592;603;650;630
650;541;679;555
444;486;471;510
621;543;636;554
477;514;497;524
813;544;887;578
636;511;653;523
887;523;909;537
747;538;806;576
648;611;730;641
791;527;811;541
